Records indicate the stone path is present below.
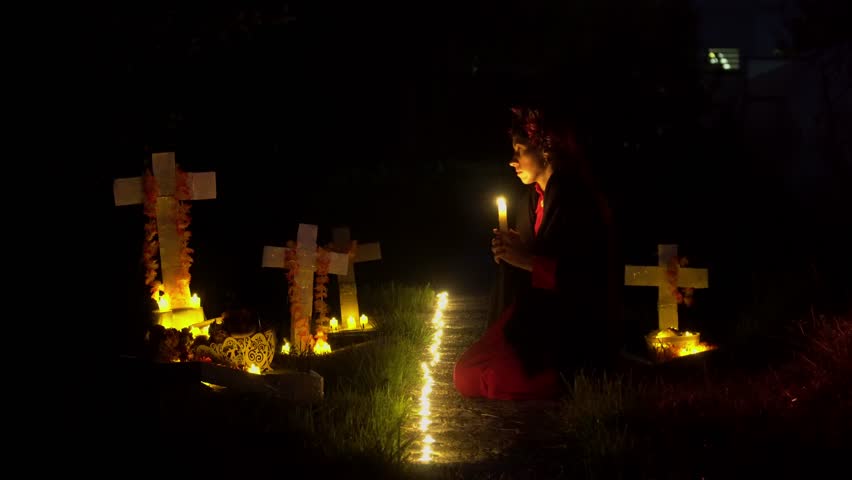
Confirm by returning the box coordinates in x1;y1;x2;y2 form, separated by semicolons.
404;294;575;478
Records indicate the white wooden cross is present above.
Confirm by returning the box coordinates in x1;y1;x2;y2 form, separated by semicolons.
332;226;382;330
262;223;350;353
624;244;709;331
113;152;216;311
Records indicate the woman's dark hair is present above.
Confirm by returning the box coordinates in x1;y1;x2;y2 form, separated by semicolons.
510;105;612;226
509;106;581;171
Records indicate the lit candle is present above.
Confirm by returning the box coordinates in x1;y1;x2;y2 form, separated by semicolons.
347;315;356;330
330;317;339;332
360;314;368;329
496;196;508;232
313;334;332;355
157;292;171;311
190;322;210;337
189;293;201;308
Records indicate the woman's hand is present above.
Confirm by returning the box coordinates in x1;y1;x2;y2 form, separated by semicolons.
491;228;533;271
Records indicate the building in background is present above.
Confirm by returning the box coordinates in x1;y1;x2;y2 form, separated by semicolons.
693;0;851;195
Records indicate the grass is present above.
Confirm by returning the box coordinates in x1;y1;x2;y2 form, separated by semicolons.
295;335;426;461
304;283;436;460
199;283;438;469
559;310;852;478
126;275;849;478
561;371;646;476
358;282;438;341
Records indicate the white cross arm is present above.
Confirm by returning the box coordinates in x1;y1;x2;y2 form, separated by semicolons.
625;266;708;288
355;242;382;263
261;246;349;275
624;266;662;287
186;172;217;200
113;171;216;206
113;177;144;206
327;251;350;274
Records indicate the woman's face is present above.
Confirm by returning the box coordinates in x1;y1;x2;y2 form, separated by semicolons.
509;142;546;185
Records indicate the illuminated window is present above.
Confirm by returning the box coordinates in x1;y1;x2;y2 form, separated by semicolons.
707;48;740;71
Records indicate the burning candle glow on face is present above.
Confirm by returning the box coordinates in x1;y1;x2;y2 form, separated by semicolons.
496;196;508;232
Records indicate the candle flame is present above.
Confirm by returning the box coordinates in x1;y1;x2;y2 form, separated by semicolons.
313;337;332;355
360;314;369;329
190;323;210;337
247;364;261;374
496;197;508;232
674;342;714;357
347;315;356;330
157;295;170;311
330;317;339;332
189;293;201;308
152;284;170;311
281;339;291;354
437;291;449;310
649;329;715;359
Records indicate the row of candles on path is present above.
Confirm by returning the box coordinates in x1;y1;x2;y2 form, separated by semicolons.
419;291;450;463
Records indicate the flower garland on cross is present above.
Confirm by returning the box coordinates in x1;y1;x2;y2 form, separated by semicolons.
141;164;194;307
314;246;332;346
665;255;695;307
284;241;312;351
283;241;336;353
142;170;160;300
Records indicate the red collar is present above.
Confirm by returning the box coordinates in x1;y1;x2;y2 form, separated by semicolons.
534;183;545;235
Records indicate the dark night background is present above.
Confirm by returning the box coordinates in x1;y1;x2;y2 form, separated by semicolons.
93;1;851;356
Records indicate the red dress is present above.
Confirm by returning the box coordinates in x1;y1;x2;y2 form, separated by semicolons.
453;184;561;400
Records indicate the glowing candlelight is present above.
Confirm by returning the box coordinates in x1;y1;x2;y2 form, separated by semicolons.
189;293;201;308
190;322;210;337
418;291;450;463
281;339;291;355
157;292;171;311
437;292;448;310
347;315;356;330
330;317;339;332
360;314;368;329
496;196;508;232
247;364;261;374
313;336;332;355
